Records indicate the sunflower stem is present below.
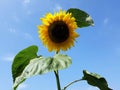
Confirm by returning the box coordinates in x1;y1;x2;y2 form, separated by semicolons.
54;70;61;90
56;51;59;54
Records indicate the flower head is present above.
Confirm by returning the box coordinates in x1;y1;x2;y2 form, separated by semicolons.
38;10;79;52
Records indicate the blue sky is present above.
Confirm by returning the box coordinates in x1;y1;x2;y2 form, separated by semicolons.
0;0;120;90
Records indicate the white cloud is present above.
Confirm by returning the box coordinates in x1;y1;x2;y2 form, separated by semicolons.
22;0;31;7
13;15;20;22
53;4;62;11
23;0;30;4
24;33;33;40
17;83;28;90
8;28;33;41
2;55;15;62
26;10;32;15
8;28;16;33
22;0;32;15
103;18;109;25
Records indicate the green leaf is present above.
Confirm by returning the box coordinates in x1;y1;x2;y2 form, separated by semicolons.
12;45;38;82
82;70;112;90
67;8;94;28
13;54;71;90
53;54;72;70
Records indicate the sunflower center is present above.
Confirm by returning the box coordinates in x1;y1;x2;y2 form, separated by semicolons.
48;21;69;43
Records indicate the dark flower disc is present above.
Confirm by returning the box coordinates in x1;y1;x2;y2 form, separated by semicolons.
48;21;69;43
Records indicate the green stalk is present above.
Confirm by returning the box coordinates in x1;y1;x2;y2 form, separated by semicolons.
54;70;61;90
63;79;82;90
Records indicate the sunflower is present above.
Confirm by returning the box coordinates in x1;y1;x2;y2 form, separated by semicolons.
38;10;79;52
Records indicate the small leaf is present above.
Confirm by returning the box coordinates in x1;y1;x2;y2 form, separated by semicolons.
67;8;94;28
12;45;38;82
82;70;112;90
13;54;72;90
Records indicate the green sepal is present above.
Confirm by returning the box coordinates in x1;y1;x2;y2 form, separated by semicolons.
12;45;38;82
67;8;94;28
82;70;112;90
13;54;72;90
